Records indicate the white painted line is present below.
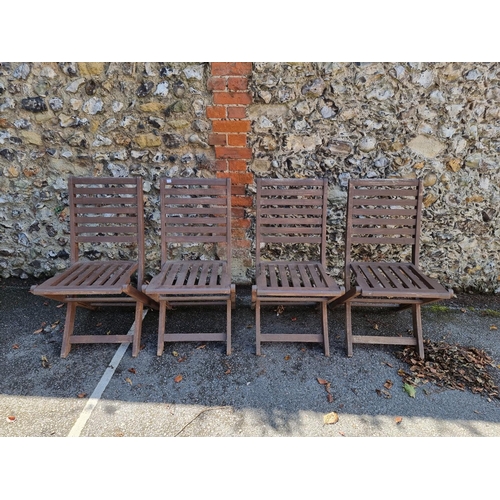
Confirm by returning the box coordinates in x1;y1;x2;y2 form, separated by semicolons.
67;310;148;437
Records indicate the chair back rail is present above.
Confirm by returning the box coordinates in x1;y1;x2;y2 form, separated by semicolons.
160;178;231;269
69;176;144;286
345;179;423;285
255;178;328;265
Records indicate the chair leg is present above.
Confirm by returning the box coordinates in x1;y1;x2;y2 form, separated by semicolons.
226;297;232;355
131;300;144;357
321;301;330;357
60;302;77;358
345;302;353;357
157;300;167;356
412;303;425;359
255;297;261;356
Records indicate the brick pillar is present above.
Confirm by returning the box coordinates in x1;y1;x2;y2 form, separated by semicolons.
207;62;253;283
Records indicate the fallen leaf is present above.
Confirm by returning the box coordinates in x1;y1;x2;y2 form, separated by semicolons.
291;317;297;322
284;355;290;361
395;416;403;424
383;361;394;368
373;323;379;330
384;380;393;390
490;325;497;330
51;320;60;328
96;322;102;327
323;412;339;425
172;351;178;357
317;378;329;385
196;344;206;349
6;416;16;423
225;369;231;375
33;328;43;334
174;375;183;383
125;377;132;385
327;393;334;403
128;368;136;374
403;383;416;398
106;330;111;335
12;344;19;349
56;303;64;308
41;355;50;368
178;356;187;363
77;393;87;398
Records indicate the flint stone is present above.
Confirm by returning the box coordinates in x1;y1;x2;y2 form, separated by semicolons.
66;78;85;93
183;65;204;80
155;82;169;96
137;81;154;97
359;136;377;152
285;134;321;152
13;63;30;80
106;162;129;177
112;101;124;113
92;135;112;147
21;97;47;113
301;78;325;97
162;133;184;148
408;135;445;158
49;98;63;111
0;98;15;112
82;97;103;115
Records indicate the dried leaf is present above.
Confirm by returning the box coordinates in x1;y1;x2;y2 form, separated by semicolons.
172;351;178;357
284;355;290;361
128;368;136;374
196;344;206;349
395;416;403;424
33;328;43;334
174;375;183;383
41;355;50;368
178;356;187;363
77;393;87;398
12;344;19;349
323;412;339;425
105;330;111;335
6;416;16;423
317;378;329;385
125;377;132;385
291;317;297;322
403;383;416;398
490;325;498;330
327;393;334;403
225;369;231;375
56;303;64;308
384;380;393;390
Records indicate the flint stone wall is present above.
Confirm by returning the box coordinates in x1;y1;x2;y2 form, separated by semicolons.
0;62;499;293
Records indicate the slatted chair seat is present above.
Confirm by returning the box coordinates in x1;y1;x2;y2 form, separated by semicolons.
252;178;344;356
329;179;453;359
143;178;235;356
30;176;158;358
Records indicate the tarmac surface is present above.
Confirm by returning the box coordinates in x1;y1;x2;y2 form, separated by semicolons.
1;276;499;496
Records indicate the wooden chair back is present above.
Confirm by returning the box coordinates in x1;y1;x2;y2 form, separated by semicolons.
345;179;423;281
69;176;144;285
160;177;232;269
255;178;329;265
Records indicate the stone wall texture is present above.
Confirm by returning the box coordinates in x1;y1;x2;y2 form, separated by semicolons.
0;62;499;293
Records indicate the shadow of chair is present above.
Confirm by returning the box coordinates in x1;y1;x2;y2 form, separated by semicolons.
252;177;344;356
30;176;158;358
143;177;235;356
329;178;453;359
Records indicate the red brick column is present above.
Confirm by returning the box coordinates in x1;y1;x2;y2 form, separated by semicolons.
207;62;253;282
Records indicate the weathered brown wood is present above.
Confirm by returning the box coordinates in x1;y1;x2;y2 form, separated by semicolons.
30;176;156;358
254;178;344;356
143;178;234;355
331;178;453;359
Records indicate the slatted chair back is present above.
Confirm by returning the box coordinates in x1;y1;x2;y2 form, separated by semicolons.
255;178;328;265
69;176;145;285
345;179;423;278
160;177;231;269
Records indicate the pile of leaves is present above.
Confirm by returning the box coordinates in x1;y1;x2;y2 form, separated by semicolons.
395;339;499;399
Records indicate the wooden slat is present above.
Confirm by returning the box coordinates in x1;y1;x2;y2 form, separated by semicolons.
260;227;322;234
75;235;137;243
73;206;139;215
351;208;417;216
163;207;227;215
351;227;416;235
74;225;138;234
163;187;226;196
74;187;138;195
350;236;415;245
260;207;322;216
74;197;138;205
258;198;323;206
261;236;322;244
260;188;323;197
74;216;138;224
163;226;227;234
351;199;418;207
352;188;418;197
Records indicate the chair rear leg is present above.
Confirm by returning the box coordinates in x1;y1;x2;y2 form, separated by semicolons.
321;301;330;357
60;302;77;358
412;303;425;359
345;302;353;357
132;300;144;357
157;300;167;356
226;297;232;355
255;297;261;355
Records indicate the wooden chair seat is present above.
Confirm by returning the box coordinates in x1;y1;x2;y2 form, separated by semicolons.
350;262;451;299
256;261;342;297
146;260;232;296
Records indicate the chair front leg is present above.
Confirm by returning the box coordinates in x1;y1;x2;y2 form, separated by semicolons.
226;297;232;355
255;297;261;356
321;300;330;357
412;303;425;359
132;300;144;357
60;302;77;358
157;300;168;356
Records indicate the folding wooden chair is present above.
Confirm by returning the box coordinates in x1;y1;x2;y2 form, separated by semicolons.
143;178;235;356
329;178;453;359
252;178;344;356
30;176;158;358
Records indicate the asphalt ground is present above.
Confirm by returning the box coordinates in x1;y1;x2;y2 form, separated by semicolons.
1;276;499;497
